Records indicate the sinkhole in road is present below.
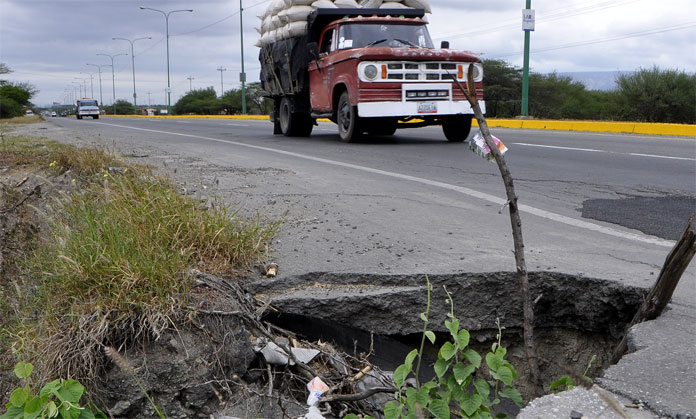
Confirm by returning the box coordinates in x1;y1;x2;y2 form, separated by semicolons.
253;271;646;404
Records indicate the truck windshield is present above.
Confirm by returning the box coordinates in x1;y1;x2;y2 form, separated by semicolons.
337;23;434;50
78;100;98;107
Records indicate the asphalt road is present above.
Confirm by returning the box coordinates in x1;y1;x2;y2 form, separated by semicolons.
43;116;696;304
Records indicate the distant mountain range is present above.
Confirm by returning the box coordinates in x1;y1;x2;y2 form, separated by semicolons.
557;71;636;91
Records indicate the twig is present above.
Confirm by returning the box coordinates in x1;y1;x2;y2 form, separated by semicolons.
322;386;396;402
454;67;543;396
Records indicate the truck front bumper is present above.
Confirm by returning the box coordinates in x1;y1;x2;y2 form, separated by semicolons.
358;100;485;118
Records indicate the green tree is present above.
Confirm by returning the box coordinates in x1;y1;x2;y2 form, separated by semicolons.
615;66;696;124
0;83;36;119
482;59;522;118
113;100;135;115
173;87;220;115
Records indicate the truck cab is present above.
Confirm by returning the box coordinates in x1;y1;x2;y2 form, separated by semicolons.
261;8;485;142
76;98;100;120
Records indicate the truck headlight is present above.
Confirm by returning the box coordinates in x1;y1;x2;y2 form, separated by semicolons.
364;64;378;80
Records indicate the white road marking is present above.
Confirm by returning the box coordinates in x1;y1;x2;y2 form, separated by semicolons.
629;153;695;161
513;143;604;153
226;123;250;127
96;121;675;248
513;142;694;161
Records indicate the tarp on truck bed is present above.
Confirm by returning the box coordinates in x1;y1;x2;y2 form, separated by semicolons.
259;35;311;97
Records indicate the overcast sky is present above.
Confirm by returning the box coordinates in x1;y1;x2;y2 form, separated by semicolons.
1;0;694;106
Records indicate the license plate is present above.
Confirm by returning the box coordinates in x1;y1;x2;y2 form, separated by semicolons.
417;102;437;114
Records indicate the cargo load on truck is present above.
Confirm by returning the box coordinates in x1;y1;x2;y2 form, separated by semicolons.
256;0;485;142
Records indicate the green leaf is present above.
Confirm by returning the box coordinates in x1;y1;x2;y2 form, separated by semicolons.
499;387;523;407
0;405;25;419
405;388;418;410
456;329;470;348
502;361;518;380
56;379;85;403
393;364;411;388
460;393;483;416
439;342;456;361
404;349;418;369
445;319;460;339
453;363;475;385
497;365;514;386
420;312;428;322
9;388;27;408
422;381;438;392
549;375;576;393
485;352;503;371
46;401;59;418
474;378;490;399
13;362;33;380
40;380;62;398
428;399;451;419
23;396;44;419
434;359;450;379
463;349;482;368
77;407;97;419
425;331;436;344
344;415;358;419
384;401;403;419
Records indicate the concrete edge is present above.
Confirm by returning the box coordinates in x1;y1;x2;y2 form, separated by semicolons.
102;115;696;138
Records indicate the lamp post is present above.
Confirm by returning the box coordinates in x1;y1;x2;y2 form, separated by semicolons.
74;77;87;98
521;0;534;117
97;53;127;115
86;63;111;107
80;72;95;98
113;36;152;114
140;6;193;115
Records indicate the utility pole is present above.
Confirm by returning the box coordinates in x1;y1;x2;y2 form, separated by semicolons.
217;66;227;96
87;63;111;106
239;0;247;114
81;72;95;98
521;1;534;117
187;76;195;91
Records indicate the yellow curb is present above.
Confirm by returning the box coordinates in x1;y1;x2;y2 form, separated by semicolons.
104;115;695;138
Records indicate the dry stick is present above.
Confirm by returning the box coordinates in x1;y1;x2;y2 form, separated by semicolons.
610;214;696;364
453;68;543;397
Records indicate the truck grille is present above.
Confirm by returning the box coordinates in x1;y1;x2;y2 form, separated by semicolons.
385;62;462;82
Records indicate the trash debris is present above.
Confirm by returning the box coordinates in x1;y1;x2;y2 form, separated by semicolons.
469;130;508;162
265;262;278;278
306;376;330;406
258;341;320;366
301;405;325;419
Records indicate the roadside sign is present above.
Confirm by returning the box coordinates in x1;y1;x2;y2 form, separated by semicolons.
523;9;535;31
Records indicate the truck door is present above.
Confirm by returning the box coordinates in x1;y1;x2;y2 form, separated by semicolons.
309;27;335;112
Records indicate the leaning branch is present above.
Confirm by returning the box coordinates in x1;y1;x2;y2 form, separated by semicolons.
453;68;543;397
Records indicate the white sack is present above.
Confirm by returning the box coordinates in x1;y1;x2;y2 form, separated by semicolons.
402;0;431;13
334;0;360;7
312;0;338;7
360;0;383;8
270;0;286;15
262;15;273;32
380;2;408;8
289;0;316;4
286;21;309;37
279;5;314;23
271;14;282;30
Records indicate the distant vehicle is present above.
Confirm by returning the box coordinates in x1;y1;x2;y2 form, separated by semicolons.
76;98;100;120
51;111;57;117
61;112;67;117
24;110;34;116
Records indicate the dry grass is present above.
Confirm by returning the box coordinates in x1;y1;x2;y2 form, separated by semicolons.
0;115;42;128
1;137;278;387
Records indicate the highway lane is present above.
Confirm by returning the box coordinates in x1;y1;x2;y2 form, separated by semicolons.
41;116;696;303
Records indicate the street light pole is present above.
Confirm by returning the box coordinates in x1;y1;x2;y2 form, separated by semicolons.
113;36;152;114
74;77;87;98
86;63;110;106
81;72;95;97
239;0;247;114
217;66;226;97
521;0;534;117
97;53;127;115
140;6;193;115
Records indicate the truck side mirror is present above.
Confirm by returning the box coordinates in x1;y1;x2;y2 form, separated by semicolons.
307;42;319;60
441;41;450;49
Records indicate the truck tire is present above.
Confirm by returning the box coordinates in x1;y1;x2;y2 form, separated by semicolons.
337;91;361;143
76;115;82;120
93;115;99;120
365;119;397;136
442;115;473;142
279;97;313;137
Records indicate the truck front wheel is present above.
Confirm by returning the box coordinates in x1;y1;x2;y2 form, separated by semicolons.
279;97;313;137
442;115;473;142
337;92;361;143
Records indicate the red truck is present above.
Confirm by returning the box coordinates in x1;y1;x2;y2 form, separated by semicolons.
259;8;485;142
